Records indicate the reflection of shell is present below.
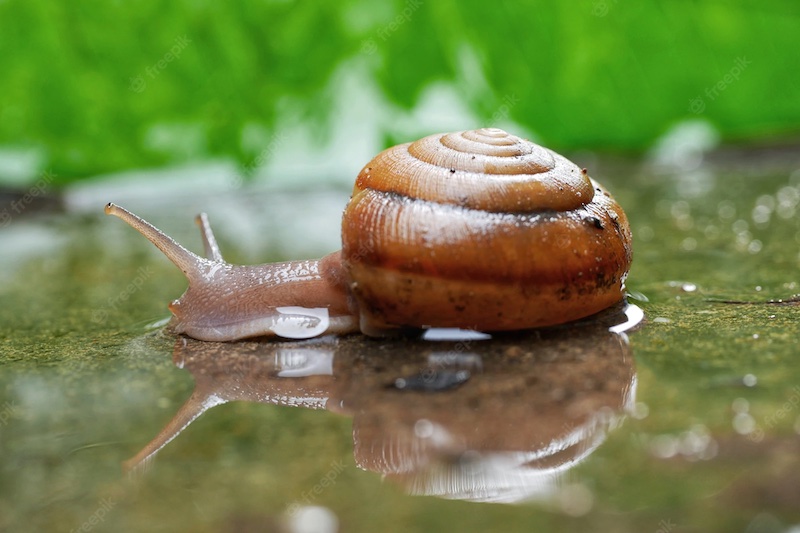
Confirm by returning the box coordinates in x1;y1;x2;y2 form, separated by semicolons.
345;319;636;503
127;302;639;504
385;403;632;504
342;128;633;332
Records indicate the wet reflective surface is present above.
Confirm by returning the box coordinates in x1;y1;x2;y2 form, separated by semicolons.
2;150;800;532
127;303;637;506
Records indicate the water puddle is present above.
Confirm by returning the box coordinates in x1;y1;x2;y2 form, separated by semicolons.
125;302;640;508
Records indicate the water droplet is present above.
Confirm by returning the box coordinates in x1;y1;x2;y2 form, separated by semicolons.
704;224;720;239
422;328;492;341
752;204;772;226
671;201;690;218
650;434;679;459
732;398;750;413
733;412;756;434
717;200;736;220
638;226;654;241
756;194;776;210
632;402;650;419
286;506;339;533
609;303;645;334
556;483;594;517
679;426;711;458
732;219;749;234
414;419;434;438
271;307;329;339
627;291;649;302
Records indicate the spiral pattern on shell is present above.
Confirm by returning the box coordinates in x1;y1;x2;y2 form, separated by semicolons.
342;128;632;333
354;128;594;213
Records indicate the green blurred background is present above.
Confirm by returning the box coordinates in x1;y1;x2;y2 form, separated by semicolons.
0;0;798;186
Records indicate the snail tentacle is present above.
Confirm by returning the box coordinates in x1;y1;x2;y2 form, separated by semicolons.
195;212;224;262
105;203;209;281
105;204;357;340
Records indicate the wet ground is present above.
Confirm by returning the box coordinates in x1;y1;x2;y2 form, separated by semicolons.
2;145;800;532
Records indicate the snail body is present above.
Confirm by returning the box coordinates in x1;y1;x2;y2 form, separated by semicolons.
106;128;632;341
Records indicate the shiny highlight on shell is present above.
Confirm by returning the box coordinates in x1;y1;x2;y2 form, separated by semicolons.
343;128;632;333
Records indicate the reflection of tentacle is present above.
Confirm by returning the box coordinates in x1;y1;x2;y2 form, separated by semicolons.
125;337;338;473
123;390;226;475
125;304;641;503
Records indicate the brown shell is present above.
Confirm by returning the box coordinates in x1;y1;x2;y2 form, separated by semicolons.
341;128;632;333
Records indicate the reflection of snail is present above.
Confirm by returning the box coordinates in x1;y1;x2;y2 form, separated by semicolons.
106;128;632;341
125;303;640;503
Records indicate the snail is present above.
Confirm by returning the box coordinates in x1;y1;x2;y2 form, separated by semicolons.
105;128;632;341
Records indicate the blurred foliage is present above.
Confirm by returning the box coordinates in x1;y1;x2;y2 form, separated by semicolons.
0;0;798;184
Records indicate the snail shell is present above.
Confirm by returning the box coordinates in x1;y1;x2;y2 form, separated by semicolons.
342;128;632;333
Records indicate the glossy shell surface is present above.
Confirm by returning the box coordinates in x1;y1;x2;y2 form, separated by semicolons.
342;128;632;332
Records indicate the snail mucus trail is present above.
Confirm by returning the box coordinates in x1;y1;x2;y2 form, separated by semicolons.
106;128;632;341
